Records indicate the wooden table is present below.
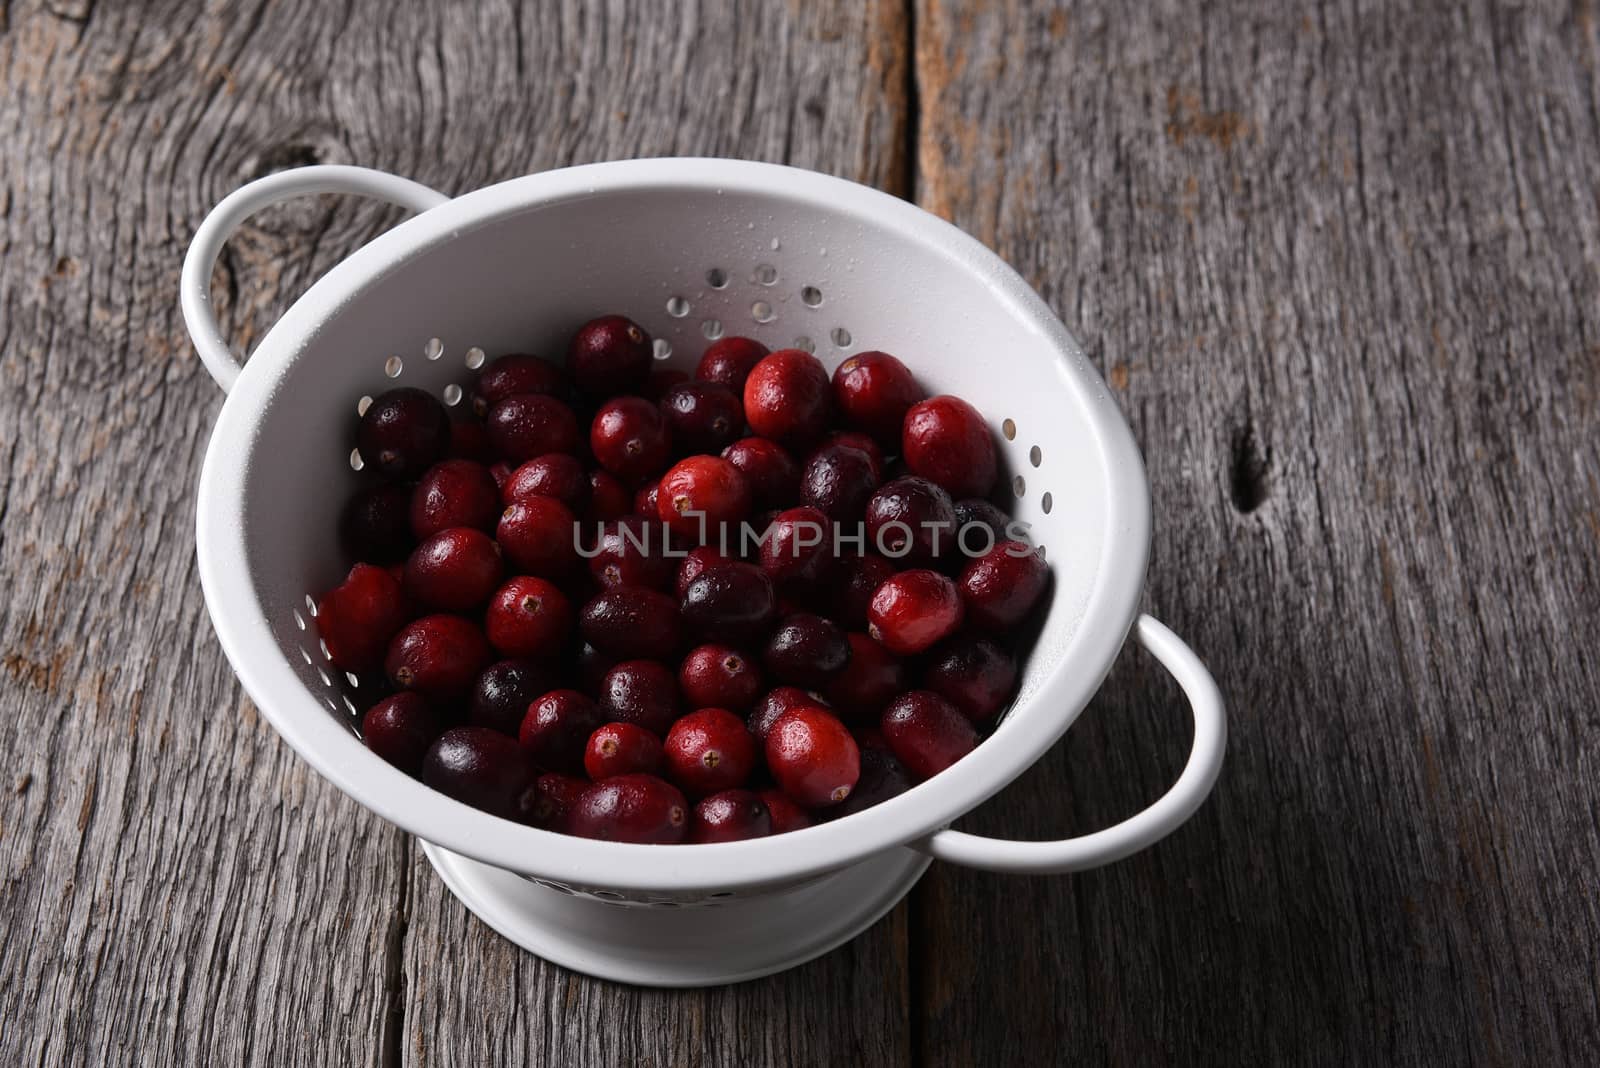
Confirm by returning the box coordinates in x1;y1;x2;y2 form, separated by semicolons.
3;1;1597;1063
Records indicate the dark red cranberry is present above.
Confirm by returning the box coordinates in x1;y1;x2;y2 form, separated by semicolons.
576;642;619;695
358;387;450;477
665;708;758;796
824;431;886;480
587;470;632;523
746;687;826;741
489;461;513;492
341;483;416;564
867;569;964;655
648;367;690;400
502;453;588;512
569;773;688;843
657;456;752;541
318;563;409;672
530;772;587;832
486;393;582;462
688;789;772;843
679;643;762;712
472;353;563;416
423;726;536;820
853;725;889;751
402;527;503;611
485;576;573;659
675;545;736;599
864;475;957;565
721;437;799;508
497;497;579;577
959;541;1050;630
361;692;441;776
470;659;558;734
659;381;743;455
633;479;662;516
518;689;604;772
447;419;492;462
825;633;905;722
743;349;831;448
758;788;812;834
765;706;860;807
833;553;896;630
799;443;880;523
409;460;501;537
763;614;851;688
584;721;665;779
695;336;770;391
902;395;997;498
758;506;834;587
831;350;924;445
953;498;1012;550
881;691;978;780
925;636;1017;723
829;742;914;818
587;515;674;591
590;397;672;483
579;587;683;660
567;315;652;399
680;563;777;644
597;659;680;734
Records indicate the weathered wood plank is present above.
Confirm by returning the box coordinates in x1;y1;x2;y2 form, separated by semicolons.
912;0;1600;1063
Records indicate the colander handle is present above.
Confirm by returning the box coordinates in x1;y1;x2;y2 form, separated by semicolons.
181;165;451;392
913;614;1226;874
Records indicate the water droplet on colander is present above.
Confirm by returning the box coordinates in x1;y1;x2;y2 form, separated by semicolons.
770;237;781;250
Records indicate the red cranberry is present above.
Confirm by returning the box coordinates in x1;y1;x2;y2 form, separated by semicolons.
825;633;905;722
518;689;604;772
680;563;777;644
954;498;1013;549
829;742;914;818
584;721;665;779
496;497;579;577
633;479;662;515
409;460;501;537
902;395;997;498
688;790;772;843
679;643;762;711
579;587;682;660
721;437;799;508
472;353;563;416
864;475;958;565
659;381;744;455
485;576;573;659
881;691;977;780
758;505;834;586
758;788;812;834
502;453;588;512
470;659;558;734
402;527;503;611
423;726;537;820
648;367;690;400
746;687;826;741
743;349;831;448
675;545;736;599
695;336;770;391
317;563;409;672
657;456;752;541
831;350;924;445
567;315;652;399
925;636;1017;723
665;708;758;796
486;393;582;462
530;772;587;832
833;553;896;630
361;692;441;776
824;431;886;480
597;659;680;734
867;569;964;655
587;515;674;591
763;613;851;688
341;483;416;564
959;540;1049;630
766;706;860;807
799;443;880;522
587;470;632;523
569;773;688;843
590;397;672;483
447;419;492;462
358;387;450;477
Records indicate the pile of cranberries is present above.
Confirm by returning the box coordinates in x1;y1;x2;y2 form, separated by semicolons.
318;314;1049;844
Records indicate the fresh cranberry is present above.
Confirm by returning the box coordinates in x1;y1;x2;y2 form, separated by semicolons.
340;483;415;564
423;726;536;820
799;442;880;522
679;644;762;711
763;613;851;688
688;790;772;843
902;395;997;498
679;563;777;644
758;505;834;586
587;470;633;522
833;554;896;630
758;788;813;834
675;545;736;599
569;773;688;843
518;689;604;772
648;367;690;400
831;350;924;445
657;456;752;541
660;381;744;455
361;693;440;776
867;569;964;655
358;387;450;477
579;587;682;660
695;336;770;391
633;479;662;516
925;636;1017;723
447;419;492;462
864;475;957;565
721;437;799;508
590;397;672;483
497;497;579;577
953;498;1013;550
567;315;652;398
881;691;977;780
470;659;558;734
408;460;500;537
743;349;831;448
584;721;665;779
765;706;860;807
318;563;408;672
597;659;680;734
485;576;573;659
530;772;587;832
402;527;504;611
665;708;758;796
502;453;588;512
823;431;886;480
959;540;1049;630
472;353;563;416
746;687;827;741
486;393;582;462
825;633;905;722
587;515;674;591
829;742;914;818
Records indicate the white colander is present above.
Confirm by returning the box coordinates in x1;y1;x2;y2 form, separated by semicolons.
183;160;1226;987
